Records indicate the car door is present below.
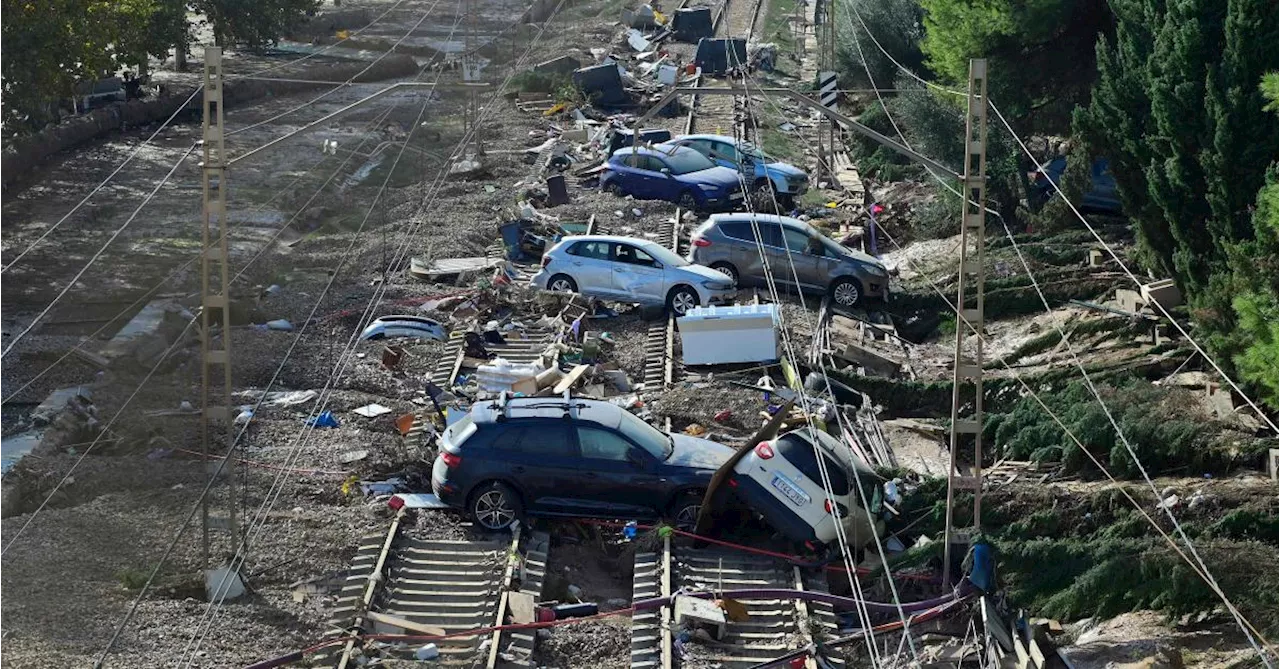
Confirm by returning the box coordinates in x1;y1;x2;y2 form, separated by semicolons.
717;220;766;288
611;243;667;304
571;425;664;517
779;226;826;291
485;422;581;514
564;240;622;299
754;221;799;290
706;139;739;171
644;155;681;201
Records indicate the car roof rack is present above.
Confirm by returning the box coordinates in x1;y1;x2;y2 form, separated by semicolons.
489;390;590;422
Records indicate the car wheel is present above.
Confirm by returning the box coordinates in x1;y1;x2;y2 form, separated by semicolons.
605;181;625;197
667;286;699;316
548;274;577;293
830;278;861;308
709;262;738;284
667;492;704;532
470;482;522;531
677;191;699;212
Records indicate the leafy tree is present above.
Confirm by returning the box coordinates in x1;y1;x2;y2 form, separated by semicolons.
917;0;1113;135
835;0;925;91
0;0;167;133
1073;0;1278;407
194;0;320;48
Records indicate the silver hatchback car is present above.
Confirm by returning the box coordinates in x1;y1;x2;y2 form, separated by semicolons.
688;213;890;308
531;235;737;315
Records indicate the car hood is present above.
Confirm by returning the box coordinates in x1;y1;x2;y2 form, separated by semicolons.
676;263;734;284
763;161;806;179
681;165;743;189
666;434;734;470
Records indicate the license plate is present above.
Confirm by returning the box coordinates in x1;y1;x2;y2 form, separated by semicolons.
770;473;811;507
729;192;744;200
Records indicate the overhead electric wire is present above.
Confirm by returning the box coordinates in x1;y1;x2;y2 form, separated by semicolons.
104;3;572;663
176;5;476;660
1;143;199;359
992;212;1276;663
833;1;1275;652
1;0;410;274
734;67;921;660
708;45;889;666
0;102;406;558
225;0;446;140
795;4;1280;658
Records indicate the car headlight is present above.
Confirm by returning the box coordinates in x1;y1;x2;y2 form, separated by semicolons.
862;262;888;277
697;183;719;191
701;279;733;290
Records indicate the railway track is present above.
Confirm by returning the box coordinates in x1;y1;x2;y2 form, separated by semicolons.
323;515;551;668
630;537;846;668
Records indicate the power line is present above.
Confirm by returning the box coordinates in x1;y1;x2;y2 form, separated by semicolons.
224;0;446;140
1;143;199;359
1;0;412;275
825;2;1273;654
101;2;573;662
0;102;407;558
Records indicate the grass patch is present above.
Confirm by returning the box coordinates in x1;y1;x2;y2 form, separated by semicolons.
759;0;801;53
759;127;803;164
116;566;151;591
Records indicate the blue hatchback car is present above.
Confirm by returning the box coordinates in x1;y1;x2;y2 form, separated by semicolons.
601;145;746;212
661;134;809;206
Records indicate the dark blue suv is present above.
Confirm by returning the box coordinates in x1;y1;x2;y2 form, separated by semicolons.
431;394;734;530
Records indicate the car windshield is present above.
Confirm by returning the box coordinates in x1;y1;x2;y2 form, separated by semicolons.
738;143;769;162
662;149;715;175
618;410;673;459
641;243;690;268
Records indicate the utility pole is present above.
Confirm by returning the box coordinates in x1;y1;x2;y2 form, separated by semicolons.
942;58;989;587
463;0;484;156
199;47;238;569
815;0;838;182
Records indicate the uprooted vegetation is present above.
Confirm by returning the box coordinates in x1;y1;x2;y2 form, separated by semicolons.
884;477;1279;636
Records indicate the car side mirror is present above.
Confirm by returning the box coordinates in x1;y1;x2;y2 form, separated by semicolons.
660;168;672;177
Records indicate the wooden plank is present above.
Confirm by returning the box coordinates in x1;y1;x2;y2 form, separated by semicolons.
365;610;447;637
553;364;590;394
485;528;522;669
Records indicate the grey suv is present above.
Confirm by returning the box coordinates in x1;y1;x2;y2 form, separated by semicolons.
688;214;890;307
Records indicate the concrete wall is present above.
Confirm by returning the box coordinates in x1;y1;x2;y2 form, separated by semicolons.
1;55;419;192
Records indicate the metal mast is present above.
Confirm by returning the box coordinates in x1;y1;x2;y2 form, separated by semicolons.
199;47;238;567
942;58;989;587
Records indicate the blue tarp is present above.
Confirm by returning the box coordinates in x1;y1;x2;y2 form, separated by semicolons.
306;410;340;428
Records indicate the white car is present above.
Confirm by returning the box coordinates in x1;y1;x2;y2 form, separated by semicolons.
359;315;448;342
530;235;737;316
730;428;884;550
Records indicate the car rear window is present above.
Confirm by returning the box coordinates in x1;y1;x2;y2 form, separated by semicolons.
719;221;753;241
776;432;850;495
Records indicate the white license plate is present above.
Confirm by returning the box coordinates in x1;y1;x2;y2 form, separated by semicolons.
770;473;810;507
729;192;744;200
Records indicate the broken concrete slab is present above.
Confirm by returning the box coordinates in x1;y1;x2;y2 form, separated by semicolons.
32;386;92;425
409;256;503;280
352;403;392;418
1140;278;1183;310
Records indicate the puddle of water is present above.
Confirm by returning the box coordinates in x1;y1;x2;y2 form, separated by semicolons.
1;431;41;474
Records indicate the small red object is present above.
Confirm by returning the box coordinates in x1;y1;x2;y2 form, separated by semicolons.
754;442;774;459
713;409;732;422
693;236;712;247
871;204;884;215
388;495;405;511
442;451;462;468
788;655;809;669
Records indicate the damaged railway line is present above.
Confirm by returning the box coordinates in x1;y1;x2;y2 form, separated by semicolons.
2;0;1277;666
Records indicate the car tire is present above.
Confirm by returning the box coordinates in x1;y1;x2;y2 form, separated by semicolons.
548;274;577;293
709;262;739;284
667;491;704;532
667;285;699;316
751;179;779;213
677;191;699;212
830;277;862;308
469;482;523;531
605;181;625;197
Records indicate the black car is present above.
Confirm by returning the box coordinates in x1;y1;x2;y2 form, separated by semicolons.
431;394;734;530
